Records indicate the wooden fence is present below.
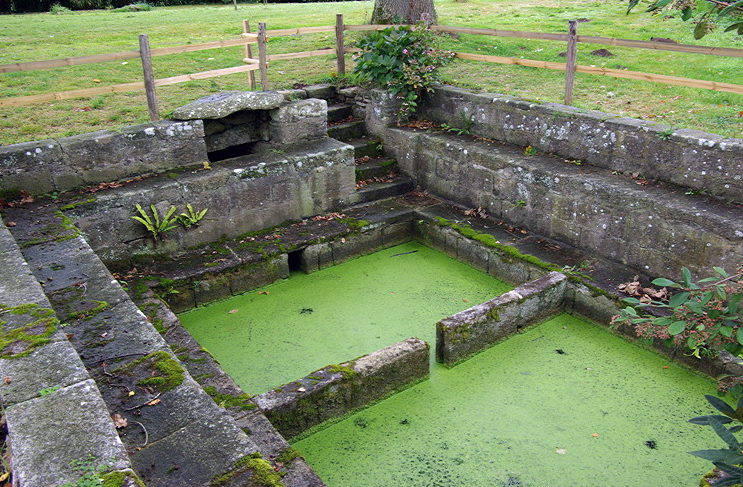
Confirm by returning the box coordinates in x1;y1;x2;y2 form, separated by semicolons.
1;15;742;120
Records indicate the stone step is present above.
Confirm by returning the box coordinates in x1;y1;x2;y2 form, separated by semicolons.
328;120;366;141
346;177;415;205
3;205;279;487
327;103;353;124
356;157;398;181
349;136;384;158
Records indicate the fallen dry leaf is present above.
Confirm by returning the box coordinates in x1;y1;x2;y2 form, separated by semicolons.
592;433;599;437
228;309;239;314
112;413;128;429
3;377;11;385
148;398;161;406
258;291;269;295
128;390;136;397
6;221;16;227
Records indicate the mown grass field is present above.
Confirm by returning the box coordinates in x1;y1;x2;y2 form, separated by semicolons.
0;0;742;144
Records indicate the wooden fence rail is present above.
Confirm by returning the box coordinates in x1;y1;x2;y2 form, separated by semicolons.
1;16;742;116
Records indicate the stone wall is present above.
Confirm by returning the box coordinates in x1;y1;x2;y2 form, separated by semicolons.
367;89;743;278
0;120;208;196
417;87;743;202
64;137;355;263
253;338;429;439
436;272;567;366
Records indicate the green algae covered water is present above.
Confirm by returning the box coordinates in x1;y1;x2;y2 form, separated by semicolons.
293;313;719;487
179;241;512;395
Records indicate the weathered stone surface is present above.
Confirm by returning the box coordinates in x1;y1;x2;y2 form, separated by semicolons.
6;379;130;487
0;121;208;195
128;411;258;487
378;126;743;278
0;341;88;406
67;138;354;262
281;458;327;487
418;86;743;202
254;338;429;439
437;272;567;366
203;111;269;153
172;90;285;120
269;99;328;144
302;84;335;100
0;139;61;194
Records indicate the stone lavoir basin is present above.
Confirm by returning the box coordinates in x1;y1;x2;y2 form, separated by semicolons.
179;241;719;487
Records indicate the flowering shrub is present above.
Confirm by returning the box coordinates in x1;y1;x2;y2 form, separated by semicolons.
353;24;454;120
612;265;743;367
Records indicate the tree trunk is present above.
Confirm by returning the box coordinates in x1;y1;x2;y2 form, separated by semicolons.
371;0;437;25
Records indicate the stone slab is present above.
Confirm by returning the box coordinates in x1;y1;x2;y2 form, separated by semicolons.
172;90;285;120
0;341;89;406
6;379;130;487
437;272;567;366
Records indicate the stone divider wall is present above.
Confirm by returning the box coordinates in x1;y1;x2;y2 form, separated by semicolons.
418;87;743;203
253;338;429;440
436;272;567;366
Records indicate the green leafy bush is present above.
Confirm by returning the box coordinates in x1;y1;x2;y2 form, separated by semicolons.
689;394;743;486
353;24;454;120
613;265;743;396
113;2;152;11
49;3;72;13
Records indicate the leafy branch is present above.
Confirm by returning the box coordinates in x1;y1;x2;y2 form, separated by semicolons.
627;0;743;38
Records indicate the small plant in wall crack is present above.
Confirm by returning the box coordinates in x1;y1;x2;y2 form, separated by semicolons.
131;204;178;242
524;145;538;156
177;203;208;229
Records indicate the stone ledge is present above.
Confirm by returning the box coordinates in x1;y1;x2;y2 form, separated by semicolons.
0;120;208;196
6;379;130;487
254;337;429;440
436;272;567;366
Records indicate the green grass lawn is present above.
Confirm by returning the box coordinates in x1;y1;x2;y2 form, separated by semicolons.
0;0;741;144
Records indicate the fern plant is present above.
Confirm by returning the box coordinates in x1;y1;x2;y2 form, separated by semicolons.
131;203;178;241
177;203;208;228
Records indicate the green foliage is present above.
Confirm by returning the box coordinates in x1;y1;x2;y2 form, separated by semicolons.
61;456;109;487
49;3;72;13
627;0;743;38
131;203;178;241
613;265;743;365
112;2;152;11
354;24;454;120
657;127;675;140
687;394;743;486
523;145;539;156
38;385;61;396
441;111;475;135
177;203;208;229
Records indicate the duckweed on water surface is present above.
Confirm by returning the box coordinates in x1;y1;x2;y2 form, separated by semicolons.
294;314;719;487
179;242;511;394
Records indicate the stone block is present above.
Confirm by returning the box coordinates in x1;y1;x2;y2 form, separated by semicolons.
269;99;328;144
0;341;88;406
129;410;257;487
172;91;285;119
330;228;383;265
254;338;428;439
282;459;327;487
300;243;333;274
302;84;335;100
437;272;567;366
194;273;233;307
0;139;61;195
6;379;130;487
230;255;289;295
57;120;207;191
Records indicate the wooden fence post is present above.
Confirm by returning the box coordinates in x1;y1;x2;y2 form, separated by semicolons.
258;22;269;90
243;20;256;90
564;20;578;105
139;34;160;121
335;13;346;76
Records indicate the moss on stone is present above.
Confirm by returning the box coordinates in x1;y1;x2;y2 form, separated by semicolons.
119;351;185;393
210;453;285;487
60;197;97;211
0;304;58;359
65;300;109;321
336;218;370;231
101;470;146;487
275;447;302;465
203;385;257;411
327;363;357;380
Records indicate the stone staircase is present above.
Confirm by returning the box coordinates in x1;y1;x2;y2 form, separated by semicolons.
0;205;325;487
321;88;414;206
